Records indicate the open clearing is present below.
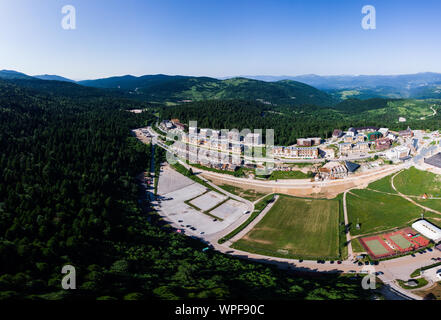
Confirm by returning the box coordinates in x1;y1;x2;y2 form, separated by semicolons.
394;167;441;212
232;195;340;259
347;189;424;236
394;167;441;197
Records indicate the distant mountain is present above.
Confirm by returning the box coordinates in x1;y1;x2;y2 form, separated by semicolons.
0;70;34;80
241;73;441;99
78;74;336;107
241;72;441;88
33;74;74;82
0;70;75;83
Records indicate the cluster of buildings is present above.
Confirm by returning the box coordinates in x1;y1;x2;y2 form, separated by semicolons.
336;127;402;156
179;127;264;155
158;119;420;173
316;161;360;180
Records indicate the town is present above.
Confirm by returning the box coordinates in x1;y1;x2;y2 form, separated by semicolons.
140;118;440;181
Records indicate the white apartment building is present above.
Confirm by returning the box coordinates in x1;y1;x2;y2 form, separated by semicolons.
385;146;410;161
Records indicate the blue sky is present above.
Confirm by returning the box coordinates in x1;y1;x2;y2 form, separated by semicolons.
0;0;440;80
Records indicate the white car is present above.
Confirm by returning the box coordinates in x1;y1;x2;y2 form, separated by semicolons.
243;210;250;214
436;270;441;280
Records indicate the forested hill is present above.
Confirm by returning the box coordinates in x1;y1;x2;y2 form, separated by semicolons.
0;79;372;300
79;74;336;107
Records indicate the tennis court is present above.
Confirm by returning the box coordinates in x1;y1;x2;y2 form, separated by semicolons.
389;234;413;250
359;227;430;260
364;239;391;256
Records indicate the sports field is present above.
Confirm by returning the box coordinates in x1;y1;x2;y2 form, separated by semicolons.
232;195;341;259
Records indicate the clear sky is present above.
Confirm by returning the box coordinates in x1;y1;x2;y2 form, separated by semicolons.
0;0;440;80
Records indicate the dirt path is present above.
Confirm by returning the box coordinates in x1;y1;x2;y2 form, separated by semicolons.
391;171;441;215
343;191;354;260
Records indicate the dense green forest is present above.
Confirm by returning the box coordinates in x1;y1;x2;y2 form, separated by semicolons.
160;99;441;145
79;75;336;107
0;79;374;300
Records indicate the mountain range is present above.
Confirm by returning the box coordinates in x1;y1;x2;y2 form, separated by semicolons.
1;69;441;104
241;73;441;99
0;70;335;107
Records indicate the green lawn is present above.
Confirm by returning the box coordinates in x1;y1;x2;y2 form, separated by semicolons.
232;195;341;259
394;167;441;197
346;189;433;236
394;167;441;213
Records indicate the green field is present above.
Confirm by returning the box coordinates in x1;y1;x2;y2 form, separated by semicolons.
347;189;429;236
346;167;441;237
394;167;441;197
394;167;441;213
232;195;341;259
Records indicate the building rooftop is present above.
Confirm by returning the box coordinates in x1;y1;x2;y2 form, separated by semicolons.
345;161;360;173
424;152;441;168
